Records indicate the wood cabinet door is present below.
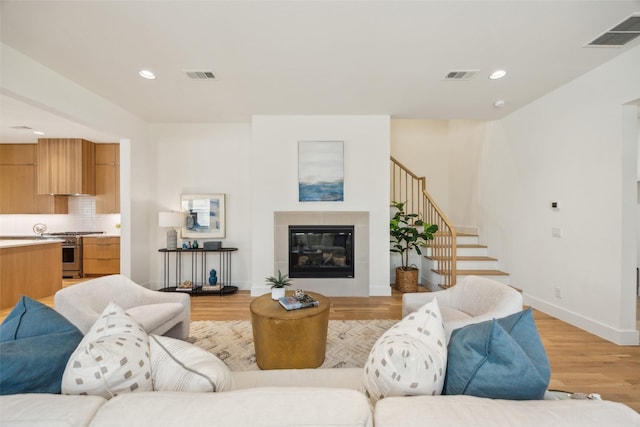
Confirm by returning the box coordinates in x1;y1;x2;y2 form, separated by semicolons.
95;144;120;213
0;144;68;214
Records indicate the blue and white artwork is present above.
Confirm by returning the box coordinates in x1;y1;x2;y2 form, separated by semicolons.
298;141;344;202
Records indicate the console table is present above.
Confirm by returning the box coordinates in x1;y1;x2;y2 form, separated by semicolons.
158;247;238;295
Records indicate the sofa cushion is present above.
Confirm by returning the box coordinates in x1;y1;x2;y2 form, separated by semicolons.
61;302;153;399
0;393;107;427
149;334;233;392
361;298;447;406
444;308;550;400
89;388;373;427
374;395;640;427
0;296;83;394
126;303;184;333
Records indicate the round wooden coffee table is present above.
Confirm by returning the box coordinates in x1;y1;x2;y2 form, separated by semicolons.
250;291;330;370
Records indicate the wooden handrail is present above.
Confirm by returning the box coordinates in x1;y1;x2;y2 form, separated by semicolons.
390;157;457;288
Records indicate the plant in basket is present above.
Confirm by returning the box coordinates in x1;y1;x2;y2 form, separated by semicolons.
390;201;438;292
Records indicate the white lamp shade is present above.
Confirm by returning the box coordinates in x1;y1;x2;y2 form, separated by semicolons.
159;212;184;228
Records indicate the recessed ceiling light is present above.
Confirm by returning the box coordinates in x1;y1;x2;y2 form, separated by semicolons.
489;69;507;80
33;130;45;135
138;69;156;80
493;100;506;108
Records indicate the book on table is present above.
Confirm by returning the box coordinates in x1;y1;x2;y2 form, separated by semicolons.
278;295;319;311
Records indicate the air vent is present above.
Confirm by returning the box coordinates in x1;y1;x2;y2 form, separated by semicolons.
185;70;216;80
443;70;479;81
587;15;640;47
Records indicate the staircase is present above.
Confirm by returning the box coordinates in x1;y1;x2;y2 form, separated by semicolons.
422;231;510;289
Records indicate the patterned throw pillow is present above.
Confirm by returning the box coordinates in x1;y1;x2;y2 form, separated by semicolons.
444;308;550;400
361;298;447;406
149;334;233;392
61;302;152;399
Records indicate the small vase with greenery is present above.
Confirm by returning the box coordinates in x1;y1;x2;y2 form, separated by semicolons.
390;201;438;291
266;270;292;300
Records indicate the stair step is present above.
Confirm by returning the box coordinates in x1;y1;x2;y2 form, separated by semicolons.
432;269;509;276
426;256;497;262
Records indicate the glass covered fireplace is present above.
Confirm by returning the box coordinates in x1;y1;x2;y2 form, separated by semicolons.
288;225;354;278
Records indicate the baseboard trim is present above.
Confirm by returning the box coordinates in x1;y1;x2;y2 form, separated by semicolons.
524;294;639;346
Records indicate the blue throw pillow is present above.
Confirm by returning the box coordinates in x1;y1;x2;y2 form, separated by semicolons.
0;296;84;394
443;308;550;400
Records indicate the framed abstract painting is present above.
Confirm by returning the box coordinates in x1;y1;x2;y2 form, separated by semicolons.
298;141;344;202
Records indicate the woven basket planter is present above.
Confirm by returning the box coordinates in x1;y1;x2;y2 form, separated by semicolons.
395;267;419;293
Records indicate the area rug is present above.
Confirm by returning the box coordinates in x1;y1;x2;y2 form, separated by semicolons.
188;319;398;371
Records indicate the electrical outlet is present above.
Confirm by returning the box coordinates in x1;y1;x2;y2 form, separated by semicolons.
552;227;562;238
554;287;562;299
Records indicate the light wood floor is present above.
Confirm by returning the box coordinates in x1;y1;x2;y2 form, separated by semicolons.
3;284;638;412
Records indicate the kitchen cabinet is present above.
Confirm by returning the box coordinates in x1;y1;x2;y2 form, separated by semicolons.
95;143;120;213
0;240;62;310
83;236;120;276
0;144;68;214
37;138;96;195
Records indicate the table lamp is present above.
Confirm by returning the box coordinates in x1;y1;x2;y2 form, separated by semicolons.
159;211;184;250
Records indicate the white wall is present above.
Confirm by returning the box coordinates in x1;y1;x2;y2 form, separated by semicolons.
250;115;391;296
479;46;640;345
0;44;153;284
391;119;486;229
149;123;252;289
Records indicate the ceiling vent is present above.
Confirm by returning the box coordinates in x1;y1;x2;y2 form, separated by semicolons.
443;70;479;81
185;70;216;80
587;15;640;47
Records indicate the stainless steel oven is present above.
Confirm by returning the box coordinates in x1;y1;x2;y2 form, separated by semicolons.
43;232;104;278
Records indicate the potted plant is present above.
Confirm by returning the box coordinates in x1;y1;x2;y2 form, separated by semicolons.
390;201;438;292
266;270;292;300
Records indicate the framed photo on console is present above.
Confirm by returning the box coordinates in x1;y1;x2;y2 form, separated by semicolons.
181;193;225;239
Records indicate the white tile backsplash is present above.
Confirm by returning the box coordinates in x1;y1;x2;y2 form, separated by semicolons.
0;196;121;236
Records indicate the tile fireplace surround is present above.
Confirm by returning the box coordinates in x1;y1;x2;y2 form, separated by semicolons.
274;211;369;297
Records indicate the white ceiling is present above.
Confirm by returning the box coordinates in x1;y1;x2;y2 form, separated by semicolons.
1;0;639;143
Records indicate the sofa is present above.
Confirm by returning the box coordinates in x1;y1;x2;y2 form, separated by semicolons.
1;290;639;426
2;368;639;427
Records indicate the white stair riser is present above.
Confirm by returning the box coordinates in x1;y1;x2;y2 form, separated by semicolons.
456;235;479;245
424;246;488;257
426;258;498;271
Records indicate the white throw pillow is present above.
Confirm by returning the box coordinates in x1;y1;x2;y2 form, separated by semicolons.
61;302;153;399
361;298;447;406
149;334;233;392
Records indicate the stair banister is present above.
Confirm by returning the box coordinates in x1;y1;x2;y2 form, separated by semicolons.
390;157;457;288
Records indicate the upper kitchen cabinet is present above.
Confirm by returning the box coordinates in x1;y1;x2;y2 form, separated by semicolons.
95;143;120;213
37;138;96;195
0;144;68;214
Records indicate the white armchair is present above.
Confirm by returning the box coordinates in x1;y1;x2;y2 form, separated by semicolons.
54;274;191;340
402;275;523;341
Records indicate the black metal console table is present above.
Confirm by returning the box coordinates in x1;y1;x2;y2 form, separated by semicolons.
159;247;238;295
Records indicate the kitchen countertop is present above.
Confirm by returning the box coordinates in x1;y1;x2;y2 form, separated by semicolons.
0;239;63;249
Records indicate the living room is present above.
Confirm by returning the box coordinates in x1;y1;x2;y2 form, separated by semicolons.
0;1;638;345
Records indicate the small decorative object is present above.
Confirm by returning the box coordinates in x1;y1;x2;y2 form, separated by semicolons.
294;289;305;300
266;270;292;300
193;240;199;249
209;269;217;285
182;242;188;249
187;241;192;249
390;201;438;292
176;280;193;291
203;241;222;250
